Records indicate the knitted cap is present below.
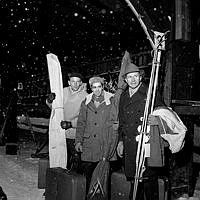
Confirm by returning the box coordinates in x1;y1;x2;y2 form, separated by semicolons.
68;72;83;80
89;76;104;87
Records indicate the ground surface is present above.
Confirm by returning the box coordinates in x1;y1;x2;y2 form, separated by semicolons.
0;136;200;200
0;141;45;200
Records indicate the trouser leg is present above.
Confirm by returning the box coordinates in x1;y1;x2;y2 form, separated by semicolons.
129;176;158;200
80;161;98;195
129;180;145;200
66;138;75;169
143;176;159;200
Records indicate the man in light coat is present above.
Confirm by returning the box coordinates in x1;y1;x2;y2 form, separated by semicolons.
47;72;88;168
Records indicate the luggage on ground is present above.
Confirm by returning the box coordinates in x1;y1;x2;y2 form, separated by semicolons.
5;143;18;155
111;170;169;200
38;158;49;189
110;170;130;200
45;167;86;200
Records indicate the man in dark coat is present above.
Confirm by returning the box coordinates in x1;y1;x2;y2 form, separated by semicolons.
117;62;165;200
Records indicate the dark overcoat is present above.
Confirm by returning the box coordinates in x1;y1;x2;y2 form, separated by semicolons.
118;83;148;178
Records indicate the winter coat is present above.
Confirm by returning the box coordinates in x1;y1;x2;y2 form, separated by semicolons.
63;84;88;139
118;83;165;178
75;91;118;162
118;84;147;178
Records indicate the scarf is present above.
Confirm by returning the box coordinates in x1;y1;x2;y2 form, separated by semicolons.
92;93;104;103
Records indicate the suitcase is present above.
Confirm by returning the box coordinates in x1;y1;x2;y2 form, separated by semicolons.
45;167;86;200
111;171;169;200
5;143;18;155
38;158;49;189
110;171;130;200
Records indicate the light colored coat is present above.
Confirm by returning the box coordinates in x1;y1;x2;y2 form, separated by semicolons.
63;84;87;139
75;91;118;162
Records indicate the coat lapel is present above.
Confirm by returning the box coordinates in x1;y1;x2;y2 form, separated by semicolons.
122;84;147;109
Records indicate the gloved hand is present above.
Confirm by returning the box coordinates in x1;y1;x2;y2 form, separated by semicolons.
117;141;124;158
46;92;56;104
60;121;72;130
75;142;83;152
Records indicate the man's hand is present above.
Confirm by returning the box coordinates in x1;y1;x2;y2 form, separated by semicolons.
46;92;56;104
148;115;159;125
117;141;124;158
75;142;83;152
60;121;72;130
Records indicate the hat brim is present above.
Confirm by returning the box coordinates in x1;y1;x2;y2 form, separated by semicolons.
122;69;141;78
68;72;83;80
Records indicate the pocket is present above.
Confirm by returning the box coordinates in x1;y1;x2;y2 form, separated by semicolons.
83;132;90;139
83;132;92;146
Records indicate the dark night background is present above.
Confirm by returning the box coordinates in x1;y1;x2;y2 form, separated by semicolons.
0;1;200;199
0;0;199;110
0;0;174;89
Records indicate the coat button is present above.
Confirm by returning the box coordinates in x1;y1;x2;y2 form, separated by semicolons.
94;134;96;137
95;111;97;114
94;123;97;125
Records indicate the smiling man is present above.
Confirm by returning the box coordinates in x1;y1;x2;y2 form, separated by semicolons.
46;72;88;169
75;76;118;197
117;62;165;200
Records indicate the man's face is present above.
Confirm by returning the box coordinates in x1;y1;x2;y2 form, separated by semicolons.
125;72;142;89
91;82;103;97
68;77;82;91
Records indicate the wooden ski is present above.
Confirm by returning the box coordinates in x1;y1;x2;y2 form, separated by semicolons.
123;1;169;199
132;33;167;199
46;53;67;168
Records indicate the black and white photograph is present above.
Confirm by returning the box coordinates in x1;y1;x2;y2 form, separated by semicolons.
0;0;200;199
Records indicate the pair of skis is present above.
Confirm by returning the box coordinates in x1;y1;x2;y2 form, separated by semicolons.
132;40;164;200
123;0;168;199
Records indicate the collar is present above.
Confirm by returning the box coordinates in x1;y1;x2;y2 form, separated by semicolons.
128;82;142;97
123;83;147;97
85;91;114;105
68;83;86;94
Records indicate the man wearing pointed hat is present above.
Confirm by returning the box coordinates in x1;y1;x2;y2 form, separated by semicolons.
117;62;165;200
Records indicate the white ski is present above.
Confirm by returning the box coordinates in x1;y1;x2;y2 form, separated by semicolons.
46;53;67;168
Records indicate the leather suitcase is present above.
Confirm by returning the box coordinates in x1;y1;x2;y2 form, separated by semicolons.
110;171;130;200
45;167;86;200
38;158;49;189
5;143;18;155
111;171;169;200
